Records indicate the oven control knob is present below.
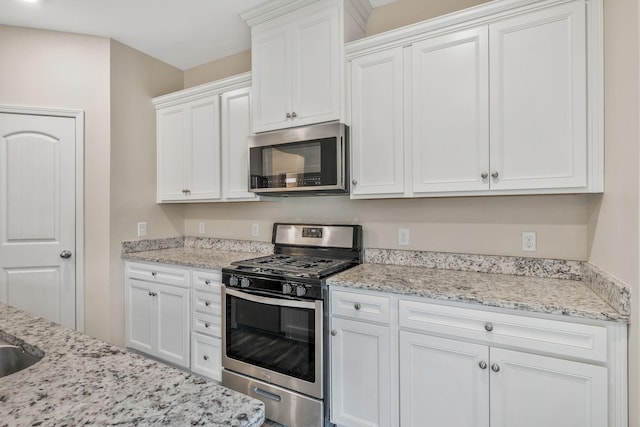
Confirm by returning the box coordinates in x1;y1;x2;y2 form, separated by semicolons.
282;283;293;294
228;275;239;287
295;285;307;297
240;277;251;288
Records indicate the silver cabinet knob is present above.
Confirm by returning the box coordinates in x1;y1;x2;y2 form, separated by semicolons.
204;280;211;285
352;179;357;185
479;361;488;369
203;355;209;361
148;292;157;297
331;330;337;336
291;112;297;118
286;112;292;118
204;322;210;329
151;271;157;277
204;301;211;307
59;250;72;259
481;172;488;179
491;171;499;179
354;303;362;311
484;323;494;332
491;364;500;372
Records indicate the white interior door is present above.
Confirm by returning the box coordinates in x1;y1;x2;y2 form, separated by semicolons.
0;112;76;328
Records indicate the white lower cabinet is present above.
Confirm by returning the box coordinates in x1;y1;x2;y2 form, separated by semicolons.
329;287;626;427
125;262;190;368
125;261;225;381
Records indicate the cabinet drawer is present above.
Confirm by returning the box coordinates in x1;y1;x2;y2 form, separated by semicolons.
192;269;222;293
126;262;190;288
399;299;608;362
331;289;390;324
193;312;221;337
191;333;221;382
193;291;221;316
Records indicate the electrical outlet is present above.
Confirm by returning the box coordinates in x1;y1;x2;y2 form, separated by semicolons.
137;222;147;237
198;222;206;234
398;228;410;246
522;231;537;252
252;223;260;237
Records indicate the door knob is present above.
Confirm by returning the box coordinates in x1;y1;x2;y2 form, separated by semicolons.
60;250;72;259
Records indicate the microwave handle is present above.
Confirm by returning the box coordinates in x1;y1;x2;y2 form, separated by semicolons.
224;287;318;310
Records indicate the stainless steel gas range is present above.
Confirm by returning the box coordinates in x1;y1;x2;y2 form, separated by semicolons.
221;223;363;427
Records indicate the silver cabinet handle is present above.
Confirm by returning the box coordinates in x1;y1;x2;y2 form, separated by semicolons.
331;330;337;336
205;301;211;307
491;171;499;179
286;112;291;118
203;355;209;361
60;250;72;259
148;292;157;297
204;280;211;285
481;172;488;179
352;179;357;185
291;112;297;118
479;361;488;369
354;303;362;311
491;364;500;372
484;323;494;332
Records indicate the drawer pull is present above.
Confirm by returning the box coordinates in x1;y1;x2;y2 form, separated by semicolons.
479;361;488;370
484;323;494;332
491;363;500;372
151;272;157;277
354;303;362;311
205;280;211;285
204;322;210;328
203;355;209;361
331;330;337;336
205;301;211;307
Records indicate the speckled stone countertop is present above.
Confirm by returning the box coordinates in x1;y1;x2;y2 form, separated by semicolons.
0;303;265;427
122;247;261;270
327;263;628;323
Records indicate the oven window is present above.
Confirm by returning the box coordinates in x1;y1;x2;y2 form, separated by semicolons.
226;293;316;383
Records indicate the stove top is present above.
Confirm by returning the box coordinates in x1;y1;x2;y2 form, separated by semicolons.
230;254;354;279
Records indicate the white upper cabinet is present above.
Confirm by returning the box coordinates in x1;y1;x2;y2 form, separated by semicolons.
350;47;405;197
154;73;258;203
411;27;489;194
346;0;603;199
244;0;369;133
489;2;587;191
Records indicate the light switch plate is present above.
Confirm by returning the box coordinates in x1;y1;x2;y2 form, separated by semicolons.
198;222;206;234
137;222;147;237
252;223;260;237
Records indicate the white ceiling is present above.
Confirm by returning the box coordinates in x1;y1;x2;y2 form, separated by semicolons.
0;0;270;70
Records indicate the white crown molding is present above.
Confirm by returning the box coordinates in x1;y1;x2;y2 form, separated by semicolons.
152;72;252;108
346;0;373;32
240;0;320;27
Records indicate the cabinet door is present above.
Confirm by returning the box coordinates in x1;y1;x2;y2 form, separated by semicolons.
400;331;489;427
412;27;490;193
125;278;154;354
155;282;190;368
291;5;341;127
157;105;187;201
490;348;607;427
349;47;405;197
191;333;222;382
330;317;393;427
252;25;292;132
187;96;221;200
221;87;258;201
489;2;587;190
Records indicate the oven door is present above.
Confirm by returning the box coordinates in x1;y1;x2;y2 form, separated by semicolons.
222;287;324;399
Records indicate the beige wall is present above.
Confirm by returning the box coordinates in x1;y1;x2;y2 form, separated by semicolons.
184;50;251;88
109;40;184;346
587;0;640;424
0;25;113;341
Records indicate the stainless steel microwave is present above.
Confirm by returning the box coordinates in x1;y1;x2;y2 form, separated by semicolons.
248;122;348;196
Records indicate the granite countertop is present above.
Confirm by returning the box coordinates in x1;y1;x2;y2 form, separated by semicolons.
0;303;265;427
327;263;628;323
122;247;260;270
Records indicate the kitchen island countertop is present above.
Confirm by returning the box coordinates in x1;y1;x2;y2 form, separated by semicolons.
327;263;628;323
0;302;265;427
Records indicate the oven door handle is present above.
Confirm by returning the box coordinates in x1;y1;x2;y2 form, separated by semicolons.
224;287;318;310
